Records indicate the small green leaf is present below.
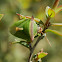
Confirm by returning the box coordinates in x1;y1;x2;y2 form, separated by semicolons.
51;23;62;26
45;29;62;36
38;52;48;59
33;49;48;62
0;14;4;20
46;6;55;18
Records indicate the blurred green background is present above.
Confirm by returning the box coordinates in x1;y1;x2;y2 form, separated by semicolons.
0;0;62;62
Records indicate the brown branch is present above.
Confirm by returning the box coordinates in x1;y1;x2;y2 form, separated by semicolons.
28;36;44;62
53;0;60;9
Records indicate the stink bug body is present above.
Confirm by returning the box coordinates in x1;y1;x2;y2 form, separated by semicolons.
10;14;44;43
10;16;41;42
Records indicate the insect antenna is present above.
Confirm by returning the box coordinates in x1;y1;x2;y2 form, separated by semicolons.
40;30;52;47
44;33;52;47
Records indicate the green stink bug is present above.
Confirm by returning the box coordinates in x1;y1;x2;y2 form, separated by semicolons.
10;15;43;43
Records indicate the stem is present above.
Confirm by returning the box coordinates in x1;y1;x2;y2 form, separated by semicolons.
53;0;60;9
28;36;44;62
45;17;50;26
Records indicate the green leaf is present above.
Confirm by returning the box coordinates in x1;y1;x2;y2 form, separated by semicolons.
33;49;48;62
38;52;48;59
46;6;55;18
51;23;62;26
45;29;62;36
0;14;4;20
